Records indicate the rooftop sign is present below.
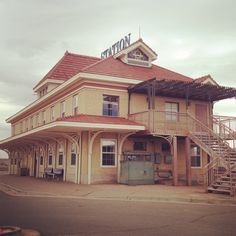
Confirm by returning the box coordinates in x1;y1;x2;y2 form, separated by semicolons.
101;33;131;59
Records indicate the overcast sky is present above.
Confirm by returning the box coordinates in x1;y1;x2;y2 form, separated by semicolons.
0;0;236;151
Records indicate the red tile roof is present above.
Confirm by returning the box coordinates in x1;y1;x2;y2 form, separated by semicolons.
34;52;101;90
56;114;143;126
82;56;193;82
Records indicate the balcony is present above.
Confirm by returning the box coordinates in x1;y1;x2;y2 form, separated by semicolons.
129;110;236;138
129;110;191;136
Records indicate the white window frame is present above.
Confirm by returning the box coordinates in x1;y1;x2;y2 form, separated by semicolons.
70;143;76;167
58;144;64;166
30;116;33;129
165;102;179;121
102;95;119;117
50;106;55;121
61;101;66;118
73;94;79;115
48;148;53;167
100;139;117;168
191;145;202;168
42;110;46;125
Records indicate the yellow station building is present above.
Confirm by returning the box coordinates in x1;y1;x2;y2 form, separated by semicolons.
0;38;236;195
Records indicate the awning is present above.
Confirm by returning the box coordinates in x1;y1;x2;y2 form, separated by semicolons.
128;78;236;102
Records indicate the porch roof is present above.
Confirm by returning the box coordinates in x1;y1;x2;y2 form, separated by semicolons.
128;78;236;102
0;116;145;150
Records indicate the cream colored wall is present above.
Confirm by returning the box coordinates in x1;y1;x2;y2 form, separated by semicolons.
10;83;212;137
130;93;148;114
130;94;211;116
79;88;128;117
91;132;118;183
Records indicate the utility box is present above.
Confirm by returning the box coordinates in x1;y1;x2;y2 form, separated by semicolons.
119;160;154;185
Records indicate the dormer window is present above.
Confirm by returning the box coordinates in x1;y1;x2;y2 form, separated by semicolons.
128;48;149;61
113;39;157;68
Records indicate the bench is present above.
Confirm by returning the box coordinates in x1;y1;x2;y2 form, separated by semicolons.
53;168;64;180
155;168;172;180
43;167;54;179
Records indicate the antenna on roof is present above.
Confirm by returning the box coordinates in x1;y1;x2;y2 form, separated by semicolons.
139;25;141;39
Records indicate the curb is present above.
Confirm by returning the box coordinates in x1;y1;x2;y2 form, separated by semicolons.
1;182;236;206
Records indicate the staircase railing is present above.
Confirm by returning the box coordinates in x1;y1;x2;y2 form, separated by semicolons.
187;113;236;195
213;115;236;149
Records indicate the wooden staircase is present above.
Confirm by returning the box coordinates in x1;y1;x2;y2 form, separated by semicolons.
187;114;236;196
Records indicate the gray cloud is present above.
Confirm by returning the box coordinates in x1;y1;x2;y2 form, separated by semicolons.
0;0;236;140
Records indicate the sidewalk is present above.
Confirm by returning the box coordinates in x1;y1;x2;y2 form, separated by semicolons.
1;174;236;206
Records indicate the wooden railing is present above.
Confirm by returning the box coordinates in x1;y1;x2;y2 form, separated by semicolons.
129;110;236;195
213;115;236;149
129;110;189;135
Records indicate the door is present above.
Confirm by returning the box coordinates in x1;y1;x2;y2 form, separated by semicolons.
195;104;208;131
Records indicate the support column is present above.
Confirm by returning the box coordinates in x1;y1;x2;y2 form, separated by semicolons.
185;136;192;186
172;136;178;186
88;131;103;184
63;140;67;182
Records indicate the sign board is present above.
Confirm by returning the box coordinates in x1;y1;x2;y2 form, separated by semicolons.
101;33;131;59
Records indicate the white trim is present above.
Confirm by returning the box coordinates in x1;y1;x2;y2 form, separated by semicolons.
114;41;157;60
100;138;117;168
6;73;140;123
83;85;126;93
190;146;202;168
79;73;141;85
202;78;218;86
34;79;64;92
0;121;145;145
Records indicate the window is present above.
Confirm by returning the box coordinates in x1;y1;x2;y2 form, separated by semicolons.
58;144;63;166
101;139;116;167
61;101;65;118
30;117;33;129
26;119;28;131
19;122;23;133
71;143;76;166
42;110;46;124
73;95;79;115
36;113;40;127
103;95;119;116
48;148;52;166
133;141;146;151
165;102;179;121
191;146;201;167
50;106;55;121
40;156;43;165
162;143;170;152
11;158;14;165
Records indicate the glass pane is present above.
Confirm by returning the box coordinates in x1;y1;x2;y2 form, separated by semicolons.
191;156;201;167
102;153;115;166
